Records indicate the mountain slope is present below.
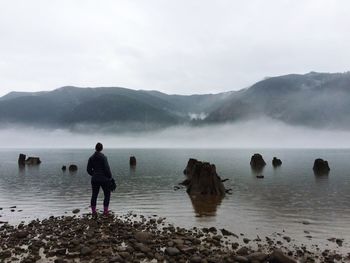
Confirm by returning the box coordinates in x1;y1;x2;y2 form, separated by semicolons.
206;72;350;128
1;72;350;131
0;86;228;130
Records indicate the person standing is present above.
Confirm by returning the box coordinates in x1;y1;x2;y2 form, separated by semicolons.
87;142;112;215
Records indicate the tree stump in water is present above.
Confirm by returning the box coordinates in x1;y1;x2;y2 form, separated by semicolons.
69;164;78;172
313;159;330;174
182;158;227;196
25;157;41;165
18;154;26;166
250;153;266;170
272;157;282;167
130;156;137;166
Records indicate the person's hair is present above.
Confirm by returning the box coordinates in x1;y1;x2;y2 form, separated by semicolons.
95;142;103;152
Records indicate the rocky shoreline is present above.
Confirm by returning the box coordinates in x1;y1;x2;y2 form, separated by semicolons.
0;212;348;263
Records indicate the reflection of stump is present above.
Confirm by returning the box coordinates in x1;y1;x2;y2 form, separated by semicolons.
250;153;266;169
130;156;137;166
189;195;223;217
18;154;26;166
182;158;226;196
313;159;330;175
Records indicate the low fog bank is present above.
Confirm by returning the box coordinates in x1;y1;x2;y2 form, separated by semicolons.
1;119;350;148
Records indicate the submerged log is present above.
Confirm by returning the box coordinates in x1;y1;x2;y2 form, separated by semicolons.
182;158;226;196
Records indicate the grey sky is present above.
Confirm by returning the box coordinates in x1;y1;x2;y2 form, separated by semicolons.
0;0;349;96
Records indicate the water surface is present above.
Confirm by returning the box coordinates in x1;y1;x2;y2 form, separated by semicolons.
0;148;349;249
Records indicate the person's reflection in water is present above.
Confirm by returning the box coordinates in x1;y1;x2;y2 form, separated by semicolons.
189;194;223;217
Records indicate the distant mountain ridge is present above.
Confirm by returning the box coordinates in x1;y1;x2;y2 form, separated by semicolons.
0;85;233;131
1;71;350;131
206;72;350;129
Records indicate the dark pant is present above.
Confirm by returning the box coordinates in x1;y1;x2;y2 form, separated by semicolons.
91;180;111;207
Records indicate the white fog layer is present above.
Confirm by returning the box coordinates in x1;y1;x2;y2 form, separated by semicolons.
1;119;349;149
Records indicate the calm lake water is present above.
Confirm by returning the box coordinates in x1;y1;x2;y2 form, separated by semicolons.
0;148;349;249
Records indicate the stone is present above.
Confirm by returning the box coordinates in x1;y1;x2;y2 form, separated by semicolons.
165;247;181;256
283;236;291;242
233;256;249;263
220;228;234;236
272;157;282;167
232;242;239;249
119;252;130;259
247;252;268;261
16;231;29;238
135;231;153;243
80;246;92;256
336;238;343;246
72;209;80;214
0;250;11;259
236;247;249;255
243;238;250;244
270;249;297;263
109;254;123;262
190;256;202;263
135;243;151;253
62;166;67;171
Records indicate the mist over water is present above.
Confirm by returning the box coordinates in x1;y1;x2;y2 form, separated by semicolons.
1;118;350;148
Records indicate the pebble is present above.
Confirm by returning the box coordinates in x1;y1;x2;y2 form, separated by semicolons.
135;231;153;243
237;246;249;255
243;238;250;244
190;255;202;263
234;255;249;263
165;247;181;256
80;246;92;256
283;236;291;242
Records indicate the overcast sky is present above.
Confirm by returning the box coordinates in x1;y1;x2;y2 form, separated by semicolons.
0;0;349;96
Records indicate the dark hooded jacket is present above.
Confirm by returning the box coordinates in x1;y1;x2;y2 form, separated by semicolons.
87;151;112;182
